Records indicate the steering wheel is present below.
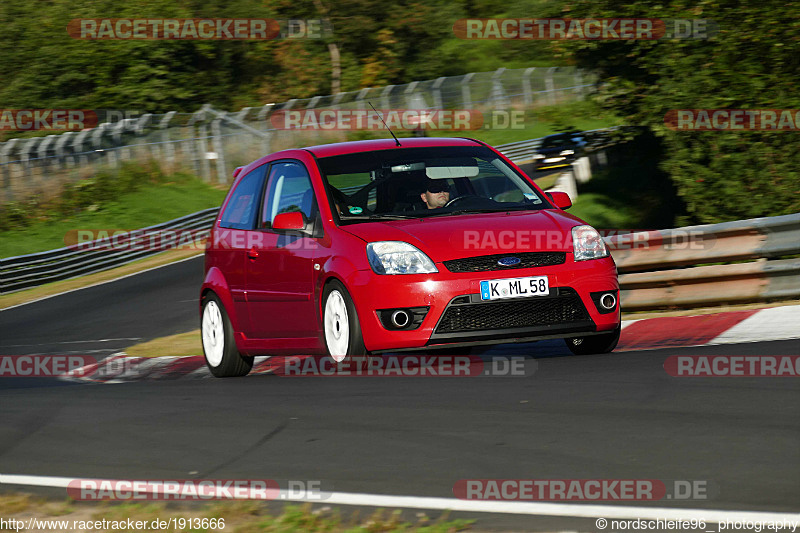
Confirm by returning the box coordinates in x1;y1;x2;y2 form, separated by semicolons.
444;195;479;208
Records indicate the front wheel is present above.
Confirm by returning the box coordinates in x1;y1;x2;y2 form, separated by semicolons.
201;293;254;377
565;326;621;356
322;280;369;365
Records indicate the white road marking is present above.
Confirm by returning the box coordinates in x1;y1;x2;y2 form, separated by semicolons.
0;338;142;348
1;474;798;523
0;253;203;312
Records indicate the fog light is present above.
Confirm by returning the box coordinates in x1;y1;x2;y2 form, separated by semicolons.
590;290;618;314
377;307;429;330
390;310;410;328
600;293;616;310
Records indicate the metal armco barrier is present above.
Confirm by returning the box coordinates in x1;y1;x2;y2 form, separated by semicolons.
607;213;800;309
0;208;218;293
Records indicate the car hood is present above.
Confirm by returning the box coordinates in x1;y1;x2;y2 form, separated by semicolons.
339;209;586;263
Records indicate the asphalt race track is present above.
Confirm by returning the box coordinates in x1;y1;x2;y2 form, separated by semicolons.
1;252;799;530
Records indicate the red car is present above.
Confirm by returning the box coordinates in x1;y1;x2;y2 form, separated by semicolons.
200;137;620;377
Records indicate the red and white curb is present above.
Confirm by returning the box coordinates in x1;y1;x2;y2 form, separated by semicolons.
59;305;800;383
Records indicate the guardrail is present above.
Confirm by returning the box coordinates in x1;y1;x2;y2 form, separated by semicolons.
608;213;800;309
0;208;218;293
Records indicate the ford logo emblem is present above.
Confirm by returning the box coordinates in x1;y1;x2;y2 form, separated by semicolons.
497;257;521;266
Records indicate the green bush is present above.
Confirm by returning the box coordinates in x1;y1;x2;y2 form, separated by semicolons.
559;0;800;224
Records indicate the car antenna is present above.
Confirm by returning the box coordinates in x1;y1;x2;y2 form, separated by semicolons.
369;102;401;147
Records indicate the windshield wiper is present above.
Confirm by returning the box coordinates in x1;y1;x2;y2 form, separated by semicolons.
425;207;533;217
340;214;420;220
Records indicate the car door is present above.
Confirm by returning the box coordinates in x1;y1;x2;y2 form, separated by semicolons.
214;164;268;332
244;160;321;345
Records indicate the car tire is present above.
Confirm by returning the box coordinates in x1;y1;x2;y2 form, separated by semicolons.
565;325;621;356
322;279;370;366
201;293;254;377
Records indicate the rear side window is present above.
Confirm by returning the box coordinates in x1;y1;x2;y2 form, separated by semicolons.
219;165;267;229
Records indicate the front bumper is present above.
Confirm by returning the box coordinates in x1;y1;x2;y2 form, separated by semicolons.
343;255;620;352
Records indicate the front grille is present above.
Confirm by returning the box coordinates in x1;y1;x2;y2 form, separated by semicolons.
435;288;590;334
443;252;566;273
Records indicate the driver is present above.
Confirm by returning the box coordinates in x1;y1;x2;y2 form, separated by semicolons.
420;179;450;209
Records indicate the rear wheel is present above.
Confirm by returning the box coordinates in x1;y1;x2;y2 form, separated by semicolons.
322;280;370;367
565;326;621;356
201;293;254;377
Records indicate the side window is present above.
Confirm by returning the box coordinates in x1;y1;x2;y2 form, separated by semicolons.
219;165;267;229
260;162;316;229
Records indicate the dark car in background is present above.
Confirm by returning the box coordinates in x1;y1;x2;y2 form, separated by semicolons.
532;131;587;171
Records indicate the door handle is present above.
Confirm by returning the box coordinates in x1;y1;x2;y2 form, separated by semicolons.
247;247;259;260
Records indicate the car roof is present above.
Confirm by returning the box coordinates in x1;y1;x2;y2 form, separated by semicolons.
301;137;483;158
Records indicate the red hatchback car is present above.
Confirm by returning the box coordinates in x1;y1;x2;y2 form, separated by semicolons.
200;137;620;377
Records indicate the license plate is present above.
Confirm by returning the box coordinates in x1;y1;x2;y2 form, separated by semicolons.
543;157;564;163
480;276;549;301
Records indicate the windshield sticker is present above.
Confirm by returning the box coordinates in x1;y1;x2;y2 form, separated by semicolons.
523;193;542;202
348;206;363;214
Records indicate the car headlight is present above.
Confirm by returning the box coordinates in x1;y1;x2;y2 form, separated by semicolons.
559;149;575;156
366;241;438;274
572;225;609;261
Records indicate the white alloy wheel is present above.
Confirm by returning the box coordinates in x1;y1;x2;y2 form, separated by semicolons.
202;300;225;367
324;289;350;361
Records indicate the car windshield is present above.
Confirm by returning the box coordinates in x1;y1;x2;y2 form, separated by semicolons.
540;134;578;149
317;146;550;223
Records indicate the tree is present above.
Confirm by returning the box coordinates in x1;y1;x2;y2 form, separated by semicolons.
554;0;800;223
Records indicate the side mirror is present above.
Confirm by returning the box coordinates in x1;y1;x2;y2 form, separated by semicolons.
546;191;572;210
272;211;305;230
271;211;324;239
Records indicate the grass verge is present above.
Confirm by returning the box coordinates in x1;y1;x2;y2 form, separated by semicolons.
0;178;225;258
125;329;202;358
0;495;475;532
